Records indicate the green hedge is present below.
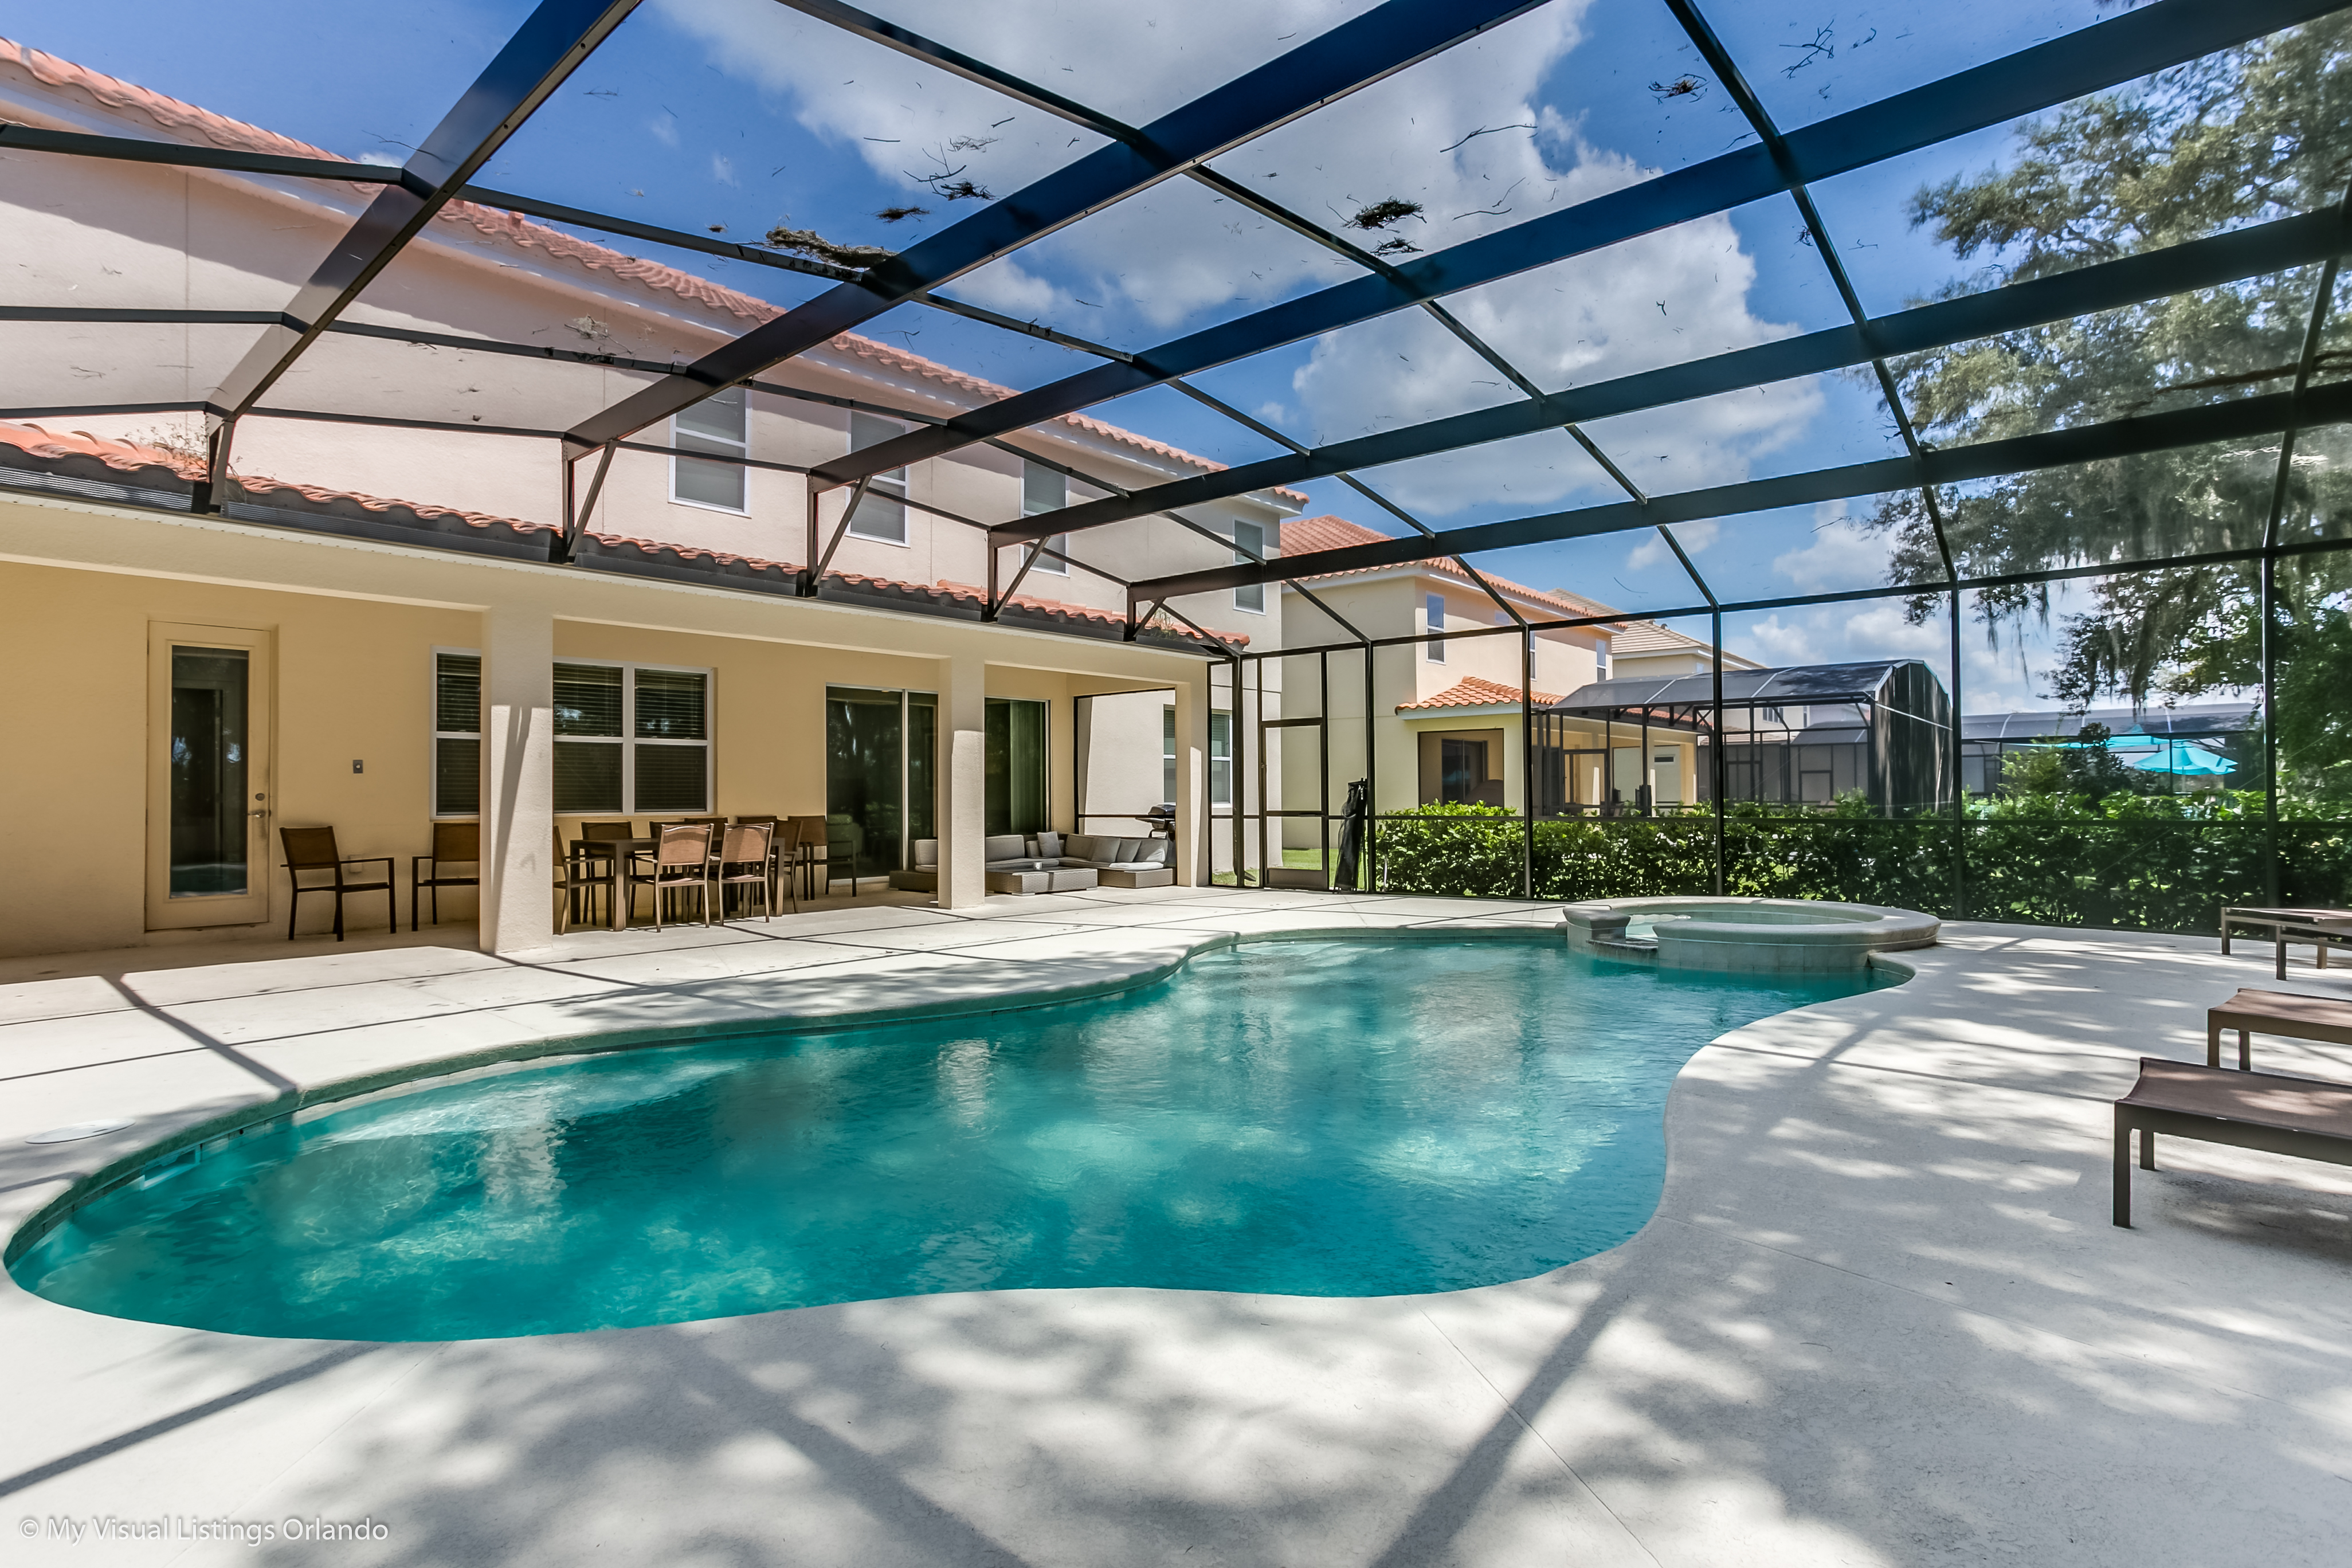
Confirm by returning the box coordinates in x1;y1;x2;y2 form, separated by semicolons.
1363;801;2352;934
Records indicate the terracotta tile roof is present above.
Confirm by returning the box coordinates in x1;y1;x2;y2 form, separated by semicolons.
1279;515;1623;623
0;419;555;539
1397;675;1564;712
0;38;1307;508
0;421;1242;648
1609;618;1764;668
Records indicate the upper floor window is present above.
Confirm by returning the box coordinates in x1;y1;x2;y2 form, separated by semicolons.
1596;645;1610;679
1426;593;1447;663
847;411;910;544
671;386;747;512
1022;460;1069;575
1232;518;1265;613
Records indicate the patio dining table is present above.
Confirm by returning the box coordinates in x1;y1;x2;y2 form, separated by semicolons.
569;833;791;929
568;838;656;932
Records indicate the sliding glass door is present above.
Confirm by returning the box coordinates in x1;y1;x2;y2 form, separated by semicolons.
826;687;936;879
827;689;1044;868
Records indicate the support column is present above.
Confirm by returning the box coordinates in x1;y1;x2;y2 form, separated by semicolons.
1173;664;1210;886
480;600;554;956
937;652;987;909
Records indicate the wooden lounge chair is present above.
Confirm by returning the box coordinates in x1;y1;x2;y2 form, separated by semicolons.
2220;905;2352;979
2112;1057;2352;1226
2206;988;2352;1071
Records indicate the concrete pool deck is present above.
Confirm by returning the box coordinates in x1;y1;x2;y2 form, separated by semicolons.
1;887;2348;1566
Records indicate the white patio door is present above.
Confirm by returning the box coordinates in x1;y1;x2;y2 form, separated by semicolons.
146;621;276;930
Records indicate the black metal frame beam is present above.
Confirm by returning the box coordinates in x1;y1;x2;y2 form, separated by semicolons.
1132;378;2352;605
817;0;2349;493
0;122;409;185
1245;532;2352;668
204;0;640;429
995;203;2350;548
766;0;1653;506
561;0;1549;450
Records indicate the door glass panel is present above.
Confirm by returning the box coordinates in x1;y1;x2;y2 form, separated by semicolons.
907;694;937;846
169;648;248;897
827;687;905;879
985;699;1048;837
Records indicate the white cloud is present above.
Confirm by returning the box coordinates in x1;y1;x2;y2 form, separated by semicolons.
711;154;739;187
648;114;680;148
1770;504;1890;592
947;256;1068;322
1627;518;1718;570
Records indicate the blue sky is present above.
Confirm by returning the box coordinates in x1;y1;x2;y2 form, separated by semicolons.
17;0;2162;707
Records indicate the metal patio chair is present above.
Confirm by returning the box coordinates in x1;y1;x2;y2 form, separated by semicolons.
280;825;394;941
410;820;480;930
630;822;714;930
712;821;775;923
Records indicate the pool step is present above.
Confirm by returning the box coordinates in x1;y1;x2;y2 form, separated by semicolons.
1588;935;1658;961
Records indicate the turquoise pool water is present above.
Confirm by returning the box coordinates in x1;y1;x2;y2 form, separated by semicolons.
10;938;1888;1340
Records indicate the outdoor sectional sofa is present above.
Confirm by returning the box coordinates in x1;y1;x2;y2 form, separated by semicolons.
888;832;1177;896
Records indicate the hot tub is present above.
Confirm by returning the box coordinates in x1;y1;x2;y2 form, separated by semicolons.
1561;896;1938;973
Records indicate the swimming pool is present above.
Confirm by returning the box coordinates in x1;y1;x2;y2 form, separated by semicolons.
9;936;1892;1340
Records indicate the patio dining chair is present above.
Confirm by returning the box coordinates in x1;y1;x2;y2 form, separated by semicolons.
552;825;606;935
629;823;714;930
732;816;798;915
788;814;829;900
410;821;480;931
280;825;395;941
712;822;775;923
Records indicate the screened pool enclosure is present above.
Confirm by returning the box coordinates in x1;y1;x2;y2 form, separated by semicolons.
1534;661;1955;818
8;0;2352;935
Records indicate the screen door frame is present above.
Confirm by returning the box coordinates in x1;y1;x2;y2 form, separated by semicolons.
146;621;276;931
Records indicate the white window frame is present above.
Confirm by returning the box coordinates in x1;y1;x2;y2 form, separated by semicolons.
846;411;911;546
1163;707;1236;807
1232;518;1265;614
552;659;715;815
1426;593;1448;663
430;645;481;820
1021;460;1069;575
669;387;750;516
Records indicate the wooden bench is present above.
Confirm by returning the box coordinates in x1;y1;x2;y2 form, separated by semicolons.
2112;1057;2352;1226
2220;906;2352;980
2207;988;2352;1070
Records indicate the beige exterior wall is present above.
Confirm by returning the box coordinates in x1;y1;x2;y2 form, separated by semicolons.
0;489;1217;959
1273;570;1613;837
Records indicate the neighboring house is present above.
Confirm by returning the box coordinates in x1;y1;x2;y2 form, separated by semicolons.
0;41;1297;956
1605;620;1767;683
1275;515;1671;850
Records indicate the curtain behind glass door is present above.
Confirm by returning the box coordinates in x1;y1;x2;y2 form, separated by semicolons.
169;648;249;897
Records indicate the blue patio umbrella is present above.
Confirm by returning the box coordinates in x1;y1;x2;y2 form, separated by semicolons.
2126;742;2234;775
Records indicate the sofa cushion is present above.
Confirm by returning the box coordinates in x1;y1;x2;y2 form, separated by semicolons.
911;838;938;869
1066;833;1102;863
983;834;1029;863
1134;837;1171;866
